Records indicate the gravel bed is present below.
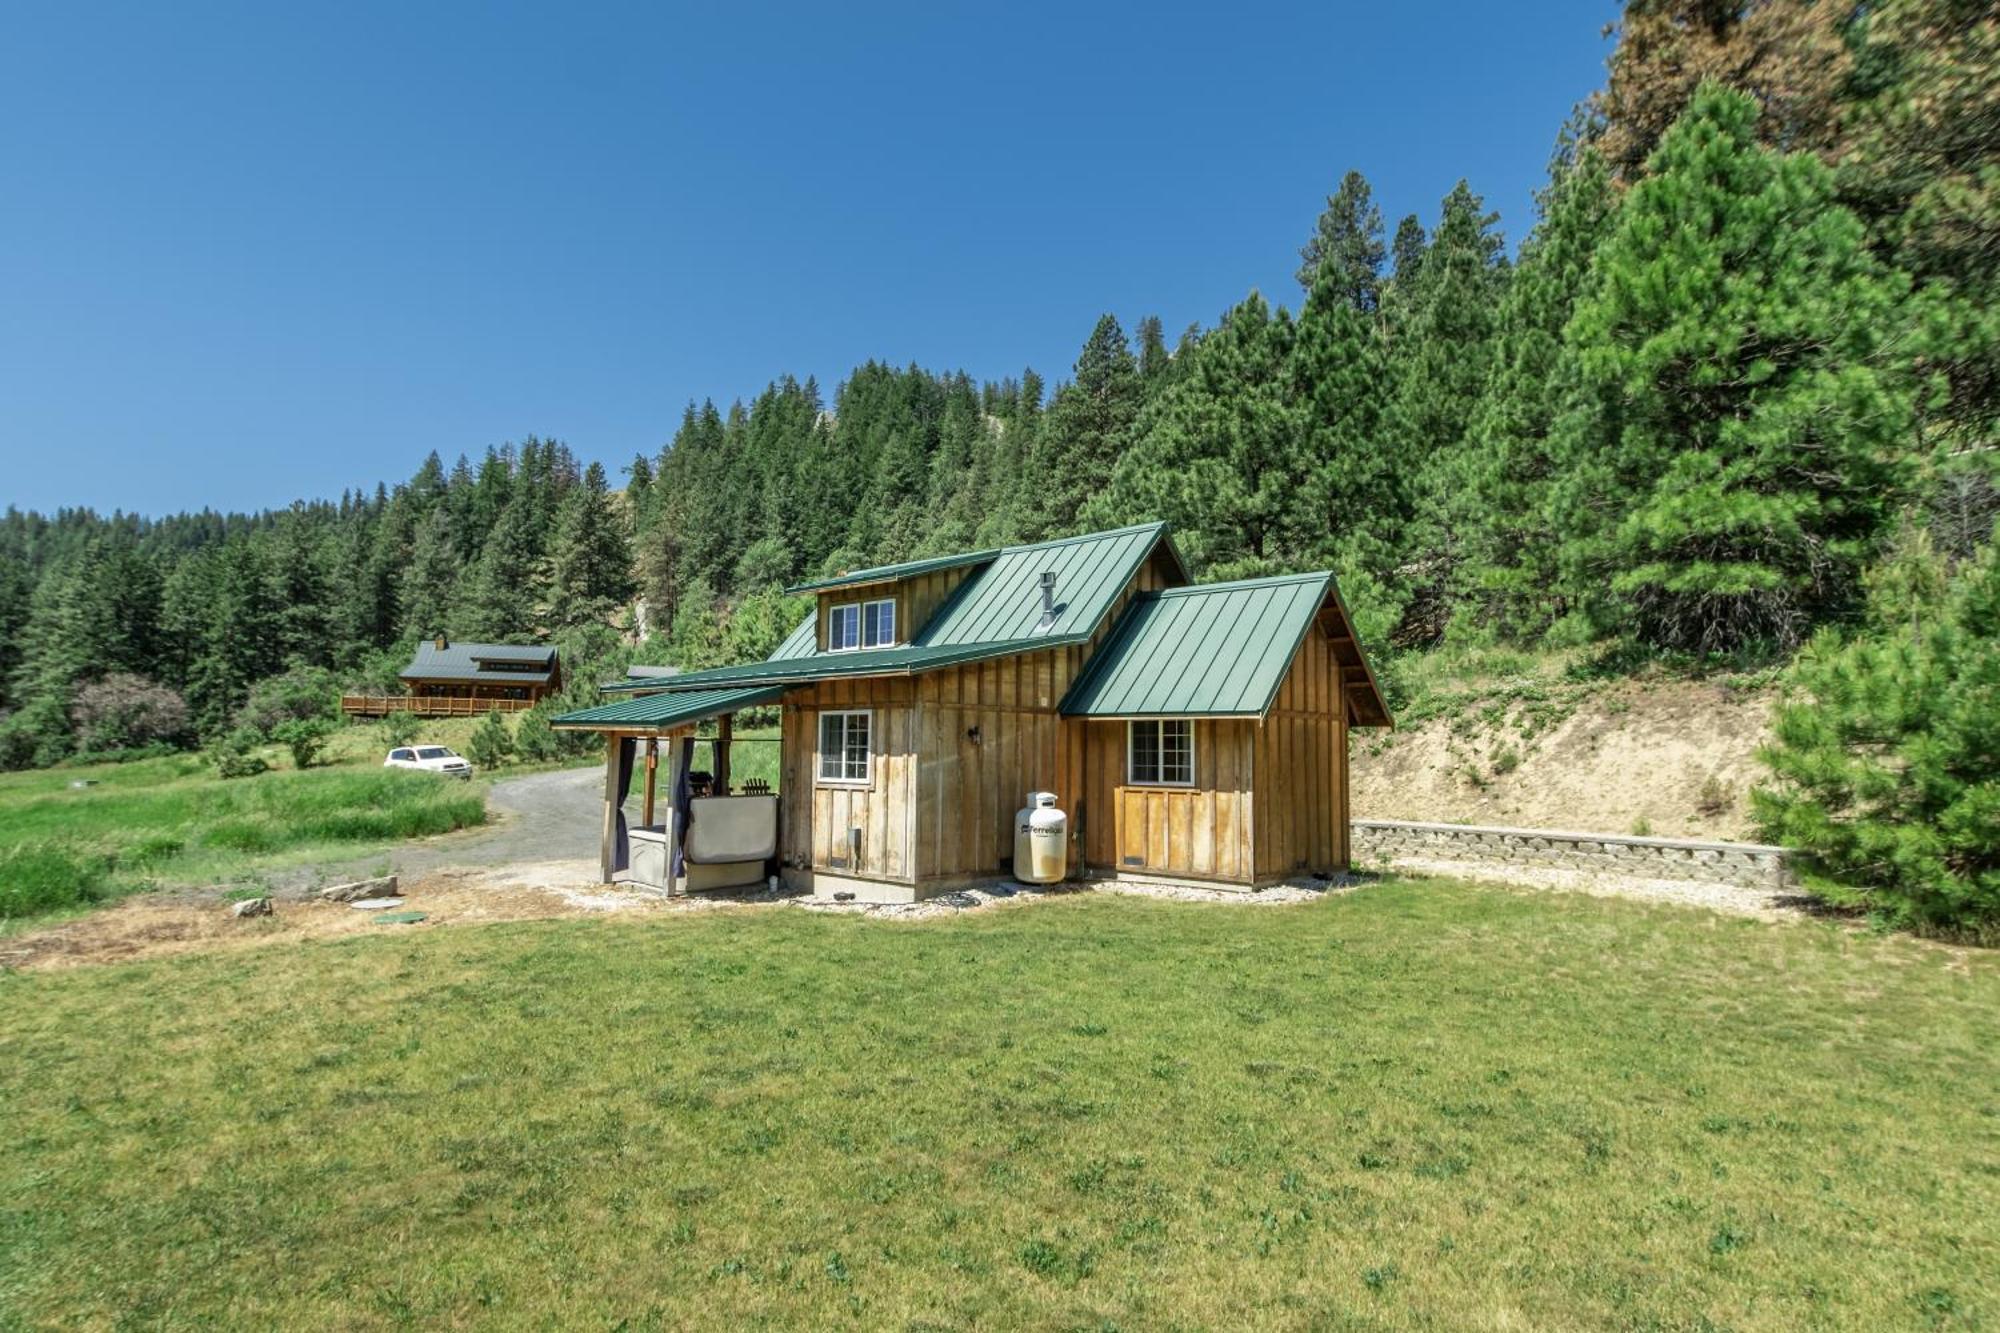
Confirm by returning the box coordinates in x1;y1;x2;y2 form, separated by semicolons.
1384;856;1798;919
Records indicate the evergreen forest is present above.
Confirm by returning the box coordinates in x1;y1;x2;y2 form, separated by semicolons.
3;1;1995;924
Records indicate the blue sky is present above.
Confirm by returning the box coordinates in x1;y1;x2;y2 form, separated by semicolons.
1;2;1618;516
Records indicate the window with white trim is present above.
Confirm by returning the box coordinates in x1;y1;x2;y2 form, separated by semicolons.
827;598;895;651
1126;719;1194;786
817;710;872;784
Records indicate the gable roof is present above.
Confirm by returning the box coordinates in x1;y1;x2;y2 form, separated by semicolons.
916;523;1183;646
606;523;1185;693
1060;572;1392;727
401;639;558;685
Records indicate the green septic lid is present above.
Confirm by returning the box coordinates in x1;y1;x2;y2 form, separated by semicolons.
372;910;427;925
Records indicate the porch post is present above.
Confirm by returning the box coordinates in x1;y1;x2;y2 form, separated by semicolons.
664;730;690;892
715;713;733;794
642;737;658;828
600;732;620;884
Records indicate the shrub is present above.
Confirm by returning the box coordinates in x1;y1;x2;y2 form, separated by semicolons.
1696;773;1735;818
211;727;270;779
272;717;337;771
237;665;339;736
0;843;114;919
467;710;516;770
514;706;561;763
0;697;74;770
381;710;423;750
1754;529;2000;933
70;674;191;753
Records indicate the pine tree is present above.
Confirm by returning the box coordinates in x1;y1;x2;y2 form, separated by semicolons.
1458;126;1617;637
1753;528;2000;932
1028;316;1144;539
459;495;543;641
1289;172;1399;610
1387;215;1428;303
1135;315;1172;387
546;461;636;631
1295;169;1388;303
1380;181;1509;643
0;551;29;710
399;505;461;641
1552;83;1915;654
1597;0;1855;181
1093;293;1300;575
1840;0;2000;442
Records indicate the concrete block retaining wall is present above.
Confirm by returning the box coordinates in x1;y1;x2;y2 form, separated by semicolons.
1352;819;1791;892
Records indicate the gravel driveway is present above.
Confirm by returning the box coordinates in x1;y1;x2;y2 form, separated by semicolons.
262;766;611;897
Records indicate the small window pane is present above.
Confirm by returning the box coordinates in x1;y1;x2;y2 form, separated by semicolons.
1129;721;1159;784
1161;719;1193;785
844;712;871;779
819;713;845;780
829;606;859;651
860;599;894;647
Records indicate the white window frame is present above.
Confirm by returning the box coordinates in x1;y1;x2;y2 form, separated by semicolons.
826;597;895;652
816;709;873;786
1126;718;1195;787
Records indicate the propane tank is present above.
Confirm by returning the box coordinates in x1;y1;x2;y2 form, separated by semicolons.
1014;791;1068;884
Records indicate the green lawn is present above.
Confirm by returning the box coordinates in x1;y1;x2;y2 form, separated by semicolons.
1;882;1992;1329
0;753;487;921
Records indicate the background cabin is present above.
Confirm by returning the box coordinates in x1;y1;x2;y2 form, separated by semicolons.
556;522;1390;900
341;637;561;718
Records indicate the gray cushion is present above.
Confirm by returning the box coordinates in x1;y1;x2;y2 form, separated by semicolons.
684;795;778;865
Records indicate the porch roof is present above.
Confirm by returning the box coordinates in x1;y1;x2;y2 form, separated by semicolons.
551;685;787;733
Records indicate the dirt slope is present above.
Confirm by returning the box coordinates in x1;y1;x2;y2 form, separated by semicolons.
1351;679;1777;841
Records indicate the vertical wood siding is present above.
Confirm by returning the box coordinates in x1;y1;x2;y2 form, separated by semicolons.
1079;619;1348;885
780;677;917;883
1250;621;1348;880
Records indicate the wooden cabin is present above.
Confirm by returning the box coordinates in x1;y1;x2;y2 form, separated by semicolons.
341;637;561;718
555;522;1390;900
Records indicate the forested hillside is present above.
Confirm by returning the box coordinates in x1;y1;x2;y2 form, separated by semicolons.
3;1;1996;927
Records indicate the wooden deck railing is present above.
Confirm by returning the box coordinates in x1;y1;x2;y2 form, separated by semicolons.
340;695;538;718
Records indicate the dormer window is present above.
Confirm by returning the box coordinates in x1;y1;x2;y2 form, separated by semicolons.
829;597;895;652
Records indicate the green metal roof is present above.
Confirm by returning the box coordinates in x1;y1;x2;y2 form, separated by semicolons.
768;614;816;660
785;547;1000;595
552;685;787;732
607;523;1185;694
917;523;1181;646
1059;573;1333;718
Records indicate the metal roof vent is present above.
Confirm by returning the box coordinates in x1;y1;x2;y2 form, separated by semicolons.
1035;571;1058;630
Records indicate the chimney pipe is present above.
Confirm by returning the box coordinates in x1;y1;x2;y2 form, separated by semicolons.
1039;571;1056;616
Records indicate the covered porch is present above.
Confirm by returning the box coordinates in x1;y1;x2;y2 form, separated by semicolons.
552;686;788;892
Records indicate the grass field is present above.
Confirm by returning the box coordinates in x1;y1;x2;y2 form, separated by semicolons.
1;880;1991;1329
0;753;487;921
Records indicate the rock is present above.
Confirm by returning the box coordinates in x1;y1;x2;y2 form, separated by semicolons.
320;875;398;903
230;896;273;918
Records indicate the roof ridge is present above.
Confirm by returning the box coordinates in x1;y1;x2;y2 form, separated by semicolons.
1140;570;1331;597
993;521;1165;557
